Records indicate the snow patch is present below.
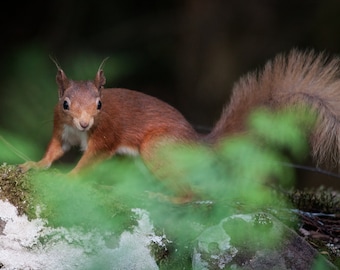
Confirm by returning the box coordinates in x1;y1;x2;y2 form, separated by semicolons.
0;200;160;270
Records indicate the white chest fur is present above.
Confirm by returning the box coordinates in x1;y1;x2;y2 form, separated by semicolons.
62;125;88;152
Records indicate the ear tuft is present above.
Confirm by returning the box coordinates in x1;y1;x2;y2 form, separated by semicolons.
49;55;69;98
94;57;109;89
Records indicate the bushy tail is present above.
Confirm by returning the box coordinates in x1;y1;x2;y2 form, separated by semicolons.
207;49;340;168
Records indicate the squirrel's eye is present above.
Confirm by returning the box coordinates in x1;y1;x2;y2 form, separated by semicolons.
63;100;69;110
97;100;102;110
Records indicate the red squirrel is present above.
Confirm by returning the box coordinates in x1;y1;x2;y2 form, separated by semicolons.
19;49;340;192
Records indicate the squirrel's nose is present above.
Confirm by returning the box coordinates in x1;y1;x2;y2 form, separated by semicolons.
80;121;89;129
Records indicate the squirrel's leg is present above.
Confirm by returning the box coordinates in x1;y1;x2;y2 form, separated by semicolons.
141;136;198;204
68;140;112;175
19;137;65;173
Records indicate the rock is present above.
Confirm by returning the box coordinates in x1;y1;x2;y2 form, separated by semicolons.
193;212;337;270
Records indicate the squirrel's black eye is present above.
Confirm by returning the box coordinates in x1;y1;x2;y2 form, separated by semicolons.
97;100;102;110
63;100;69;110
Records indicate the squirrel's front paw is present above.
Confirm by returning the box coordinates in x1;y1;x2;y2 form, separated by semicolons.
18;161;38;173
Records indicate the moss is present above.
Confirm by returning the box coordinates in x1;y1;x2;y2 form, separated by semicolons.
0;163;34;216
288;186;340;213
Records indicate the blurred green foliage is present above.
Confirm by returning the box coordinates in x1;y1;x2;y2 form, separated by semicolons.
21;107;313;268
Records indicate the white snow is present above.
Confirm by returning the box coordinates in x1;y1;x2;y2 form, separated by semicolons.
0;200;160;270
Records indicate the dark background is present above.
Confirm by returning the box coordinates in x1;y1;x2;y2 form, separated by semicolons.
1;0;340;188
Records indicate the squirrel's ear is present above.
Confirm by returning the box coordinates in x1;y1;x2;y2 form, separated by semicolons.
56;69;70;98
94;57;109;89
94;69;106;89
49;56;69;98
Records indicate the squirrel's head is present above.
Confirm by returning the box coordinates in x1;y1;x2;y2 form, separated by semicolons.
51;57;108;131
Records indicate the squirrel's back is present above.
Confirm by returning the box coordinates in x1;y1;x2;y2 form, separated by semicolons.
98;87;198;143
207;49;340;168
